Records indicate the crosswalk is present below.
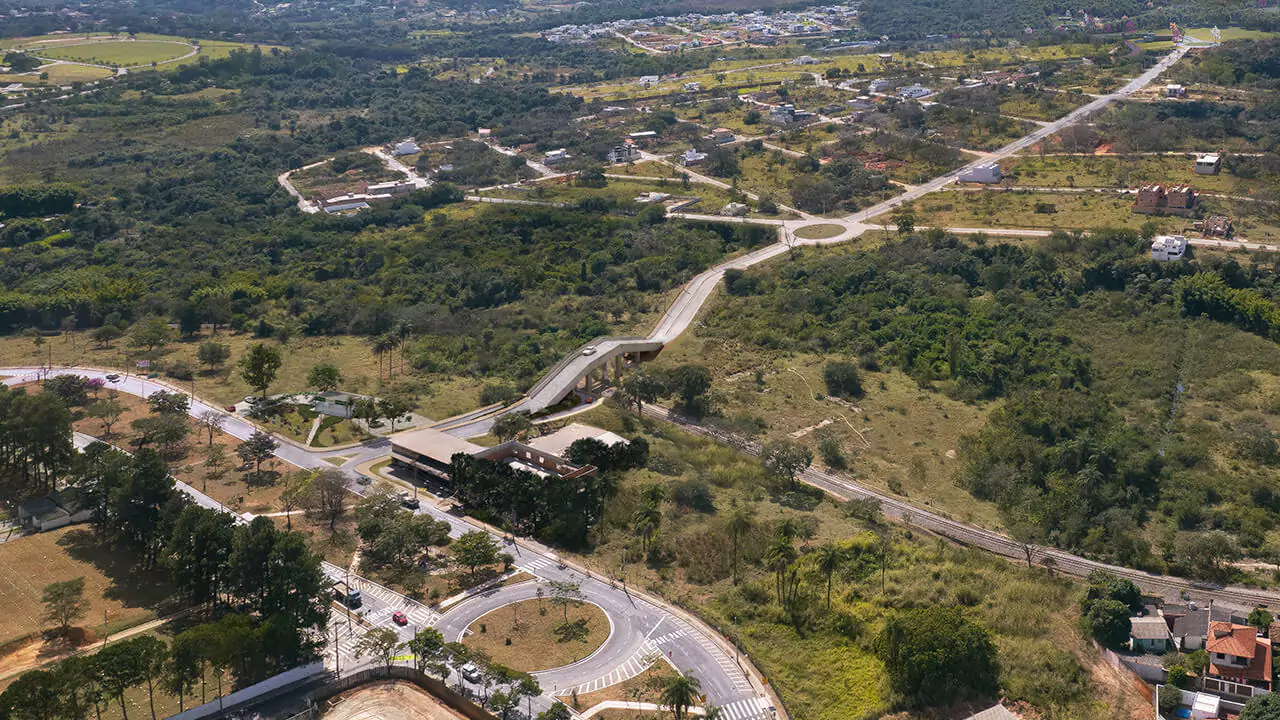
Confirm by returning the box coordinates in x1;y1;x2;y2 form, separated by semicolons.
561;642;659;695
355;580;438;626
329;610;369;659
516;557;555;576
668;619;753;693
718;697;771;720
648;628;688;646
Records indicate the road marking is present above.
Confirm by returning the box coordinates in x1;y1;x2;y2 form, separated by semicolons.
719;697;769;720
517;557;553;575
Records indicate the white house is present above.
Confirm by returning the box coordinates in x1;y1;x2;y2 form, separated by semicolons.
719;202;749;217
868;78;894;93
1151;234;1188;261
313;391;358;419
958;162;1003;184
1195;153;1221;175
391;139;420;156
1166;83;1187;97
637;75;660;87
791;55;818;65
543;148;570;165
680;148;708;166
682;81;701;92
897;83;932;99
710;127;735;144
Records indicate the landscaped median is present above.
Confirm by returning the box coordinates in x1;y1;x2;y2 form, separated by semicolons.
462;598;610;673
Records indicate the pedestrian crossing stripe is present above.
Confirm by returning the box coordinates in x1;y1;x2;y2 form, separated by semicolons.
561;642;659;695
667;619;753;692
718;697;770;720
649;629;688;645
517;557;553;575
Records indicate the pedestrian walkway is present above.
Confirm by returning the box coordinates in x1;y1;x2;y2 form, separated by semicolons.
719;696;771;720
517;557;555;576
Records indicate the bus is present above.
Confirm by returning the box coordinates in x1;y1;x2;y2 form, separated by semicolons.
333;580;363;608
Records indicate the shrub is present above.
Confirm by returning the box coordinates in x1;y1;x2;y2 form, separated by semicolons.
672;477;715;513
824;361;863;399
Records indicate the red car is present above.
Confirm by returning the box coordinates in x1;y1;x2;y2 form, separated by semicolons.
225;405;237;412
392;611;408;626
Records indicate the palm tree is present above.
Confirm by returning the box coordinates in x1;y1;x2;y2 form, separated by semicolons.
372;334;396;381
393;320;412;376
764;536;798;605
727;505;755;585
813;541;845;609
640;483;667;508
660;672;702;720
633;504;661;552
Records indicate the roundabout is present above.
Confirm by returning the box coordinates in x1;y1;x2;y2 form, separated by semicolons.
461;597;611;673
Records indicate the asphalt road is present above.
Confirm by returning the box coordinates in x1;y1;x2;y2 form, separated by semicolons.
3;368;770;717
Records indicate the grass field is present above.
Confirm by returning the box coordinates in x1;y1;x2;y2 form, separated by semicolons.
463;598;609;672
1005;154;1276;196
487;177;750;215
0;527;174;646
792;223;844;239
38;41;193;66
0;331;486;422
875;189;1180;233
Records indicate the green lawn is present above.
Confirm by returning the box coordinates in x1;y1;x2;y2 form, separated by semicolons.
39;41;192;66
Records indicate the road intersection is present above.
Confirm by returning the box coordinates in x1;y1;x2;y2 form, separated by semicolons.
4;368;774;720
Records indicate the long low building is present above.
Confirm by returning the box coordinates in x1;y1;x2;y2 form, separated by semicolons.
390;423;624;482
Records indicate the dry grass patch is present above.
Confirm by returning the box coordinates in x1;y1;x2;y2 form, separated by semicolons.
463;598;608;672
0;527;174;648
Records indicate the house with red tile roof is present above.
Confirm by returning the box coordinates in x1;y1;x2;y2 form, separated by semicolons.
1207;622;1272;691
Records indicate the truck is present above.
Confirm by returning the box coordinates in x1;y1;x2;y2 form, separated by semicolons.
333;580;363;609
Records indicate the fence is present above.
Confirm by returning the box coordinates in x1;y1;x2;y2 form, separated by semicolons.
1093;642;1155;702
1200;675;1270;701
167;662;327;720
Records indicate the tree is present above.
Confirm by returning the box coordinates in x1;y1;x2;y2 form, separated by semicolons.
87;397;124;436
547;580;584;623
376;393;414;433
891;208;915;235
238;343;282;398
164;632;202;712
1249;607;1274;630
671;365;712;414
129;317;172;352
407;627;449;677
453;531;501;580
875;607;999;708
44;375;92;408
823;361;863;399
1241;692;1280;720
813;541;845;609
0;669;60;720
619;372;665;415
307;469;348;532
197;341;230;372
236;430;278;474
280;471;313;531
133;635;169;720
147;390;190;416
492;412;532;442
202;443;228;494
356;627;402;672
306;363;342;393
96;638;149;720
41;577;87;635
130;414;191;457
196;410;225;447
660;672;702;720
1086;599;1132;648
539;702;573;720
727;505;755;585
91;325;122;348
762;440;813;491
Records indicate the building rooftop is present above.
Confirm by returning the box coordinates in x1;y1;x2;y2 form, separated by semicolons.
525;423;627;459
1207;622;1257;658
390;427;484;465
1131;616;1173;640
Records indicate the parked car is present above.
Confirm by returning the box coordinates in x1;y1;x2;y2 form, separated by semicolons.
400;492;420;510
461;663;482;683
225;405;237;412
392;611;408;626
243;396;259;405
356;475;372;486
105;374;120;382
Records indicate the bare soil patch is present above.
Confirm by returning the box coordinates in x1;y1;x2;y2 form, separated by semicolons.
463;598;609;672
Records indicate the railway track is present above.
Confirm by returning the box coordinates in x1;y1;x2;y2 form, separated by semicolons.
640;403;1280;610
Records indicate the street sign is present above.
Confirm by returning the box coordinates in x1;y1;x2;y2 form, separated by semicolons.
136;359;151;368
